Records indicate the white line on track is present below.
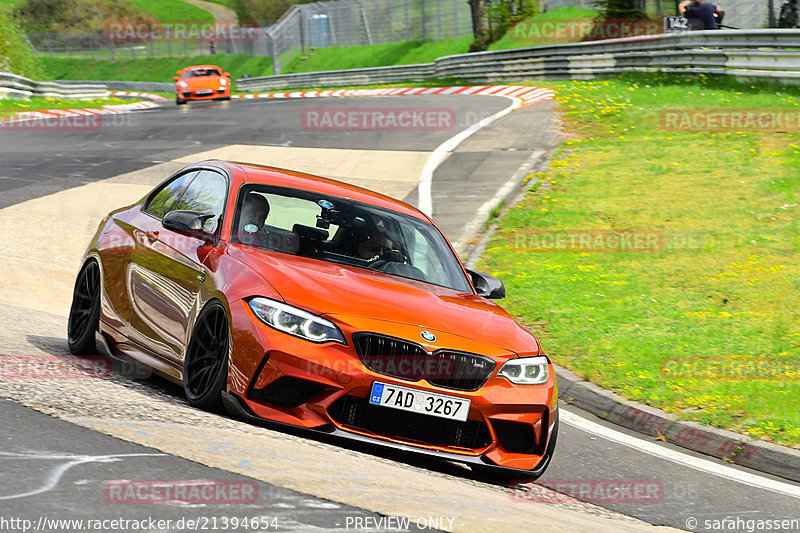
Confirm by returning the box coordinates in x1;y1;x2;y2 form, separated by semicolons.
417;96;523;217
561;408;800;500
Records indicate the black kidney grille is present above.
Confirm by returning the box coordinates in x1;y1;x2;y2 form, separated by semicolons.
353;333;496;392
328;394;492;450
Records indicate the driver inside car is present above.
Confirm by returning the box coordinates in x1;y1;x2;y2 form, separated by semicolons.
238;192;270;247
357;227;394;260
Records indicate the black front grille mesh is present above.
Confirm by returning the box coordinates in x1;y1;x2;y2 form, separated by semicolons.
354;333;496;392
329;394;492;450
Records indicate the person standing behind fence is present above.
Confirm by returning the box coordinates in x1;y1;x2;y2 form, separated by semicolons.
678;0;695;14
684;0;720;29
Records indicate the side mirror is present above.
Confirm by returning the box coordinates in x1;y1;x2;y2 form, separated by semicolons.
162;210;215;238
174;76;180;81
466;269;506;299
224;72;231;77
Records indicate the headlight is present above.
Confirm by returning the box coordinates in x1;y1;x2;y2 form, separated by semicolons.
498;356;549;385
219;79;227;86
178;81;188;88
248;297;345;344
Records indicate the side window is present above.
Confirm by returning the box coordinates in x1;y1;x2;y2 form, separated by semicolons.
172;170;228;234
144;171;198;219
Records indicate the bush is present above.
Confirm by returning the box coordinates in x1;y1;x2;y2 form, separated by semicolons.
0;8;44;79
13;0;150;34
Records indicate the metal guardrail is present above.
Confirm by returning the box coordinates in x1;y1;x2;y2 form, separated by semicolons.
55;80;174;92
237;29;800;91
0;72;110;99
238;63;436;90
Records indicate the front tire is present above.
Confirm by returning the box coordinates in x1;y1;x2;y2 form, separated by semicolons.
67;259;101;355
183;301;229;411
176;96;186;105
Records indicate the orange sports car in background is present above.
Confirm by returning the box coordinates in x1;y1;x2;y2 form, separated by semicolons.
174;65;231;105
67;160;558;478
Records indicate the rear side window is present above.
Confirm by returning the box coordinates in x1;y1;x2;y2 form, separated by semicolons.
144;171;198;219
172;170;228;234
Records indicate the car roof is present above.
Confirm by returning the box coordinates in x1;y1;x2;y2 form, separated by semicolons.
205;160;431;222
183;65;223;72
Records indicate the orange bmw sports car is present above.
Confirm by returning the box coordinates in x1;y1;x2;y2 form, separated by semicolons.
68;160;558;477
174;65;231;105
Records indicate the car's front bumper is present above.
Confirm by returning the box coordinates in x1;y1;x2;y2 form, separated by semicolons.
227;300;558;473
177;88;230;101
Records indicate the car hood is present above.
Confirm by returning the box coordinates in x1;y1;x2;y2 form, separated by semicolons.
229;247;540;354
182;77;223;90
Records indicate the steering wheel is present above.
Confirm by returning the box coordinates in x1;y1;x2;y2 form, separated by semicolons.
368;249;408;271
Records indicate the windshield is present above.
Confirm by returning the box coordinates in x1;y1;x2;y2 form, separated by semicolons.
182;68;221;78
230;185;472;293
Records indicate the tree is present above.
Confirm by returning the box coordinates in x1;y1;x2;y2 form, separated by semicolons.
593;0;647;19
468;0;490;51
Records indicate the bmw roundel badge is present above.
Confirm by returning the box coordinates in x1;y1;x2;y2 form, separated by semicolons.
420;331;436;342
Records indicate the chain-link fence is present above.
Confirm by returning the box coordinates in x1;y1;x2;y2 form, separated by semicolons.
265;0;473;73
25;0;474;74
542;0;773;28
25;0;783;73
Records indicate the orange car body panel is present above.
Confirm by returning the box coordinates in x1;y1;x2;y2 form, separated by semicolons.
85;160;558;473
175;65;231;102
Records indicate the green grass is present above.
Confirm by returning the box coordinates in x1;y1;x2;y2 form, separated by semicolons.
478;73;800;447
0;96;139;118
0;5;44;78
197;0;233;7
40;37;474;82
489;6;599;50
42;55;273;88
126;0;213;22
282;37;473;74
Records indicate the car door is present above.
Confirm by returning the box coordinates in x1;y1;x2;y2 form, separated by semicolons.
127;169;228;363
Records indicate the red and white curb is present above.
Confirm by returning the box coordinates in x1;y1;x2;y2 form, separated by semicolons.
110;91;168;102
232;85;553;109
1;101;160;128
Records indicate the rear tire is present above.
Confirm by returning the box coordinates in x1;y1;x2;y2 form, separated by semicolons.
67;260;101;355
183;301;229;411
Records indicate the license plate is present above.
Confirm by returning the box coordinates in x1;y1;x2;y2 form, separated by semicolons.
196;90;213;96
368;382;470;422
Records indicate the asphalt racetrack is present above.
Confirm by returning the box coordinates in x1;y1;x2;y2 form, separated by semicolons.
0;94;798;533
